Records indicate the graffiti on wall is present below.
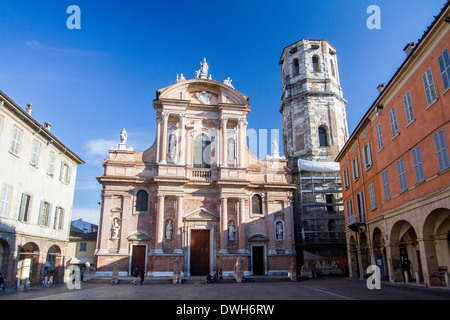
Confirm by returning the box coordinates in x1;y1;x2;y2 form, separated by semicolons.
305;257;348;277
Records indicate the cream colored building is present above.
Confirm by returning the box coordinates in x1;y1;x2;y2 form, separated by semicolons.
0;90;84;288
95;61;297;278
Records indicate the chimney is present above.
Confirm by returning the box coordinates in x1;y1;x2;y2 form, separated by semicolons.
26;103;33;115
44;122;52;131
377;83;385;94
403;42;416;57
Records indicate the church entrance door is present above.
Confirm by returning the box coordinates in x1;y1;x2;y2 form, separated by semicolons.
252;246;265;275
190;230;210;276
131;245;146;273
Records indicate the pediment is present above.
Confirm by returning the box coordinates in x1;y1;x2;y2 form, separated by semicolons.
185;208;219;221
248;233;269;242
127;231;152;242
158;79;249;106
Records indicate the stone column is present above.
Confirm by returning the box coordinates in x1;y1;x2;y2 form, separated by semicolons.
221;116;228;167
160;112;170;164
175;195;184;254
267;198;277;255
238;118;246;168
155;195;165;254
220;197;229;254
238;197;247;254
283;199;296;255
417;238;441;286
178;113;186;165
156;115;162;163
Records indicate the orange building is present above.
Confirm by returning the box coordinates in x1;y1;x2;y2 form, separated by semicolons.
336;3;450;287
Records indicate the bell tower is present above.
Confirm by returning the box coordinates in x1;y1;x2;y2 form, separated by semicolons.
279;39;348;165
279;39;349;261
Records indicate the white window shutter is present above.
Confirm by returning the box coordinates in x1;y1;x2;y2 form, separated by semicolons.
18;193;27;221
47;203;53;227
67;166;72;184
38;200;45;225
59;161;64;182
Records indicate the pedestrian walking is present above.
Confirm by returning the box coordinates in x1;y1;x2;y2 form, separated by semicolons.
140;268;145;285
206;273;212;284
218;269;223;283
132;267;139;285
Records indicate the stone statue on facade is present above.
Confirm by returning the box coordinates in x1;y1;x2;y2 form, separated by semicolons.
196;58;210;79
276;221;284;240
200;57;209;75
111;217;121;240
120;128;127;144
168;134;177;154
228;221;236;240
224;77;234;88
166;220;173;240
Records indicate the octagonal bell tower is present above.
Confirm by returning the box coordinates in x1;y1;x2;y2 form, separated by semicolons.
279;39;349;165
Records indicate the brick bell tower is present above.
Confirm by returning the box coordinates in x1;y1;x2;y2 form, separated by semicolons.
279;39;349;262
279;39;348;168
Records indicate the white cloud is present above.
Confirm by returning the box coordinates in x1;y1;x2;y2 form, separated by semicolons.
84;138;117;158
26;41;101;56
71;207;101;226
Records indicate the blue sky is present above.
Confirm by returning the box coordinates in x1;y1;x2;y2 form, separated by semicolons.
0;0;446;224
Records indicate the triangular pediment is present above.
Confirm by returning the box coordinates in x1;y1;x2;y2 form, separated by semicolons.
185;208;219;221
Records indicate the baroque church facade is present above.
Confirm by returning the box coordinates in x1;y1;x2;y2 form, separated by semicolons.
95;60;297;277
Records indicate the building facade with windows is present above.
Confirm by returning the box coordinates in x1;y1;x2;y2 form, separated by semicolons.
66;220;98;281
279;39;349;265
336;3;450;287
95;62;297;278
0;90;84;288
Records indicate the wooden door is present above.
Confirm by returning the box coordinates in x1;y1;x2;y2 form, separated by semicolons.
190;230;210;276
252;246;265;275
131;245;146;273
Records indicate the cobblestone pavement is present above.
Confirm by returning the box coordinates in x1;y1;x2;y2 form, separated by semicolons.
1;277;449;301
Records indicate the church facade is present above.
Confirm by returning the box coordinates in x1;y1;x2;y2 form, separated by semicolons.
95;61;297;278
